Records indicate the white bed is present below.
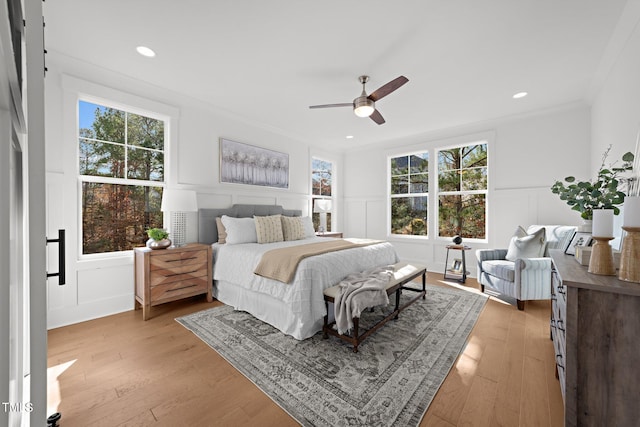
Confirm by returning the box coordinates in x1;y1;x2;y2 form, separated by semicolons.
199;205;399;340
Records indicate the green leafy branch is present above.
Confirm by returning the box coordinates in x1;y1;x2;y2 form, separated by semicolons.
550;145;634;220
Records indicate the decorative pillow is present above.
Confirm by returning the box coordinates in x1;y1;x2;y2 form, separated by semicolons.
505;226;546;261
300;216;316;238
254;215;284;244
220;215;258;245
215;217;227;244
281;216;305;241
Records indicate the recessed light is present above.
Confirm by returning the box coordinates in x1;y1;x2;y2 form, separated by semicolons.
346;135;354;139
513;91;528;99
136;46;156;58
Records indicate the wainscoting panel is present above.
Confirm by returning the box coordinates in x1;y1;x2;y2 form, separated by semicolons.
77;264;133;304
345;200;367;238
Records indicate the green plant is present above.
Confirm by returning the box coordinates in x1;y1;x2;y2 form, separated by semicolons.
551;145;634;220
146;228;169;241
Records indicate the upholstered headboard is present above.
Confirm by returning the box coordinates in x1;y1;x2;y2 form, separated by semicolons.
198;204;302;245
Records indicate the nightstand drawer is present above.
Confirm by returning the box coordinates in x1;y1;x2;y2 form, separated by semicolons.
150;263;208;286
150;250;208;269
150;277;209;303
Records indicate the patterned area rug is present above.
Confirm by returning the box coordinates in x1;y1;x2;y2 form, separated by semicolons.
177;284;487;427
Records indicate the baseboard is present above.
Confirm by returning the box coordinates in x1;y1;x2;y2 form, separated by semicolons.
47;294;133;329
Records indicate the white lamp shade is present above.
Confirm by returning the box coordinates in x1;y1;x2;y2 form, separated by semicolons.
161;189;198;212
592;209;614;237
623;196;640;228
313;199;332;213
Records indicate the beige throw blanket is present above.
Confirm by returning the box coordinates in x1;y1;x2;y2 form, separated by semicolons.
254;238;384;283
334;265;394;335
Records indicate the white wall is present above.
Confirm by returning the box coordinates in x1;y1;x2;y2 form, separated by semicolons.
44;52;342;328
343;105;591;275
591;3;640;173
590;2;640;247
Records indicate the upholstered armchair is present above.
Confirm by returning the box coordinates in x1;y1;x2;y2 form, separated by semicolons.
476;225;576;310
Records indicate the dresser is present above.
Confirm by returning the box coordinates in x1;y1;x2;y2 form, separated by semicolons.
134;243;212;320
550;250;640;426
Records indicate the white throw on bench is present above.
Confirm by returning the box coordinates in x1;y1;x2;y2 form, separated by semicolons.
323;262;427;352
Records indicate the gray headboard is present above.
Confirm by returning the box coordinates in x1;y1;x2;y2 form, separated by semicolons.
198;204;302;244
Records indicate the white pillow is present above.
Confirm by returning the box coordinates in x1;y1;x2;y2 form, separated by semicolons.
505;226;546;261
281;216;305;241
254;215;284;244
300;216;316;238
220;215;258;245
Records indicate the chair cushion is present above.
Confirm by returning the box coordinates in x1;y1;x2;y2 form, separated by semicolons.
505;226;546;261
481;260;516;282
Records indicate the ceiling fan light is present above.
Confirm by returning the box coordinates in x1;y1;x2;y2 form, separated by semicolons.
353;97;375;117
354;105;374;117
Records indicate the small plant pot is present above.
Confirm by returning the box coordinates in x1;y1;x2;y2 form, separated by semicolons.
146;238;171;250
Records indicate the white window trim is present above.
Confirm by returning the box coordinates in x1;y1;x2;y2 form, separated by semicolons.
386;131;494;243
62;75;179;260
387;149;430;240
434;139;490;244
310;155;336;230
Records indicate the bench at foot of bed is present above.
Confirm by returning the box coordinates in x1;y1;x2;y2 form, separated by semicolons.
322;262;427;353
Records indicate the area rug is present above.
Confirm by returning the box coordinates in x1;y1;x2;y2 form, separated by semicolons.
177;284;487;427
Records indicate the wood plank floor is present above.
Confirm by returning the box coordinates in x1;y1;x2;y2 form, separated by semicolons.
47;275;564;426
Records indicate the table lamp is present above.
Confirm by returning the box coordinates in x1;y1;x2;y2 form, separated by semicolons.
313;199;332;233
161;189;198;247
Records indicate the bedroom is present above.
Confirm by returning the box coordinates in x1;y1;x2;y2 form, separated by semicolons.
2;0;640;425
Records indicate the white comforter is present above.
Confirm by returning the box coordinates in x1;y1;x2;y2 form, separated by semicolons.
212;237;399;339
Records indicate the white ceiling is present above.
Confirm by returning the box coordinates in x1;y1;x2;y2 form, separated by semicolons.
43;0;628;151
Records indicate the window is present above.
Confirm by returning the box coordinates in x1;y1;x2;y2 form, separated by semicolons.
437;143;487;239
390;152;428;236
311;158;333;232
78;100;165;254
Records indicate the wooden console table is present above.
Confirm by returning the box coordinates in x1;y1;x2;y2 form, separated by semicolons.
549;250;640;426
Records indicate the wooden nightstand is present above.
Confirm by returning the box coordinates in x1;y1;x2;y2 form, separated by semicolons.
134;243;212;320
315;231;343;238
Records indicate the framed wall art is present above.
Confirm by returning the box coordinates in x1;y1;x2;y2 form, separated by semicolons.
565;231;592;256
220;138;289;189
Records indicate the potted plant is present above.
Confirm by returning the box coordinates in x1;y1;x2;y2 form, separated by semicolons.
146;228;171;250
551;145;634;223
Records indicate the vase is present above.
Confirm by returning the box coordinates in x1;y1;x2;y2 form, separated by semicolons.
578;219;592;232
146;238;171;250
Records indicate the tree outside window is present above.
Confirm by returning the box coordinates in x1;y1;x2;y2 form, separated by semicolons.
79;100;165;254
311;158;332;232
437;143;487;239
390;152;428;236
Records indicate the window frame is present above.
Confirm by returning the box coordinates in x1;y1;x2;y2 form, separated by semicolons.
76;96;169;258
386;133;491;243
310;156;335;232
388;150;430;239
435;141;489;243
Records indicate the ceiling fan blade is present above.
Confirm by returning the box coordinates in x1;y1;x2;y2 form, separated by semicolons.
370;109;385;125
309;103;353;109
368;76;409;102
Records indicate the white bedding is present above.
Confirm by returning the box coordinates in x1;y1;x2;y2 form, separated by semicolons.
212;236;399;339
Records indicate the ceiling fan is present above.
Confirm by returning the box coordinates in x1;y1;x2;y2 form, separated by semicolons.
309;75;409;125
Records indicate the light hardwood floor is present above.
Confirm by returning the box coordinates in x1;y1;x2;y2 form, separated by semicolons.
47;275;564;426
